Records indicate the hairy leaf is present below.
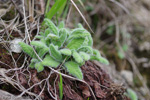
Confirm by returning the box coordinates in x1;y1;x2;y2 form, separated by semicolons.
19;42;36;58
44;18;58;35
35;62;44;72
87;35;93;46
64;61;83;80
54;28;67;47
39;32;44;36
93;49;101;58
72;50;83;64
47;34;59;40
42;55;60;68
71;28;85;35
45;34;59;46
60;49;71;56
45;28;51;37
35;35;43;39
38;47;49;58
79;52;90;61
29;58;39;68
29;62;35;69
67;38;85;50
49;44;62;61
98;57;109;65
83;37;89;46
77;23;84;28
78;46;93;54
67;33;90;42
58;21;65;29
31;41;47;48
90;56;109;65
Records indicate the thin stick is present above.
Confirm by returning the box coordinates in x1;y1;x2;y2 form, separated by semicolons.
70;0;94;34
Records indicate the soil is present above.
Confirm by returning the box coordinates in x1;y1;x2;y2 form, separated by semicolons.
0;45;129;100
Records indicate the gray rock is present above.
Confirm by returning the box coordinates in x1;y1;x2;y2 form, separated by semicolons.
121;70;133;85
10;38;22;53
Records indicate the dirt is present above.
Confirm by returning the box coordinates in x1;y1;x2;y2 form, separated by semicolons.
0;45;129;100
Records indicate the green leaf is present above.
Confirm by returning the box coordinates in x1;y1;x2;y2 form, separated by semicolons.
35;35;43;39
30;41;47;48
122;44;128;51
118;50;125;59
78;46;93;54
47;34;59;40
72;50;83;64
79;52;90;61
44;28;51;37
67;38;85;50
90;56;109;65
49;44;62;61
29;58;39;68
64;61;83;80
58;21;65;29
45;0;67;19
60;49;71;56
93;49;101;58
42;55;60;68
29;62;35;68
71;28;85;35
98;57;109;65
38;47;49;58
83;37;89;46
19;42;36;58
67;33;90;41
44;18;58;35
59;74;63;100
87;35;93;46
54;28;67;47
126;89;138;100
77;23;84;28
35;62;44;72
39;32;44;36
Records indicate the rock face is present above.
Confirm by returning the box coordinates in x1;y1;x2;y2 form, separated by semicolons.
0;90;31;100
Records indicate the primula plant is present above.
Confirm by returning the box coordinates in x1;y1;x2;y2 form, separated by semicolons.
19;18;109;80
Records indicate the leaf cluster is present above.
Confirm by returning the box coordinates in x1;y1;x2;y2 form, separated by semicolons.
19;18;109;80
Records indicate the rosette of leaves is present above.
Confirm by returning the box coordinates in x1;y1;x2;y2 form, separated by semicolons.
19;18;109;80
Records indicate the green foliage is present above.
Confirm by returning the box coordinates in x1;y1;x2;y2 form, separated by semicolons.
42;55;60;68
67;38;85;50
64;61;83;80
117;50;125;59
59;74;63;100
19;42;36;58
60;49;71;56
79;52;90;61
49;44;62;61
44;18;58;35
72;50;83;64
122;44;128;51
19;19;109;80
58;21;65;29
125;89;138;100
31;41;47;48
35;62;44;72
45;0;67;19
